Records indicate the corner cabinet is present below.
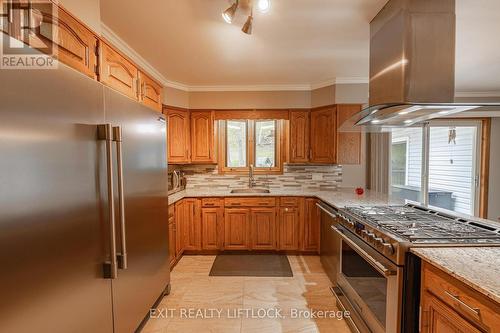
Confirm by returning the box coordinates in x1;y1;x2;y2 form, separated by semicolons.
166;107;191;164
303;198;320;252
190;110;215;163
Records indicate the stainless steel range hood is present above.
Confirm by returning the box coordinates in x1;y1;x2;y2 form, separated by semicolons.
350;0;500;131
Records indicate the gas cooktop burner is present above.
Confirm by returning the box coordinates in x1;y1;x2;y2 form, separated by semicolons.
343;205;500;243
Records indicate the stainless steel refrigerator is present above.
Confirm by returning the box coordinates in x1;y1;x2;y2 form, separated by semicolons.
0;63;170;333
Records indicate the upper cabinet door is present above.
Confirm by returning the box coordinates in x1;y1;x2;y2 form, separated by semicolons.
138;71;162;112
190;110;215;164
337;104;362;165
166;108;191;164
15;2;98;79
289;110;310;163
310;107;336;164
99;41;139;100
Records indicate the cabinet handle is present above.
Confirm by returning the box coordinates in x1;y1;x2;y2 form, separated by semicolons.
205;203;215;206
444;291;481;318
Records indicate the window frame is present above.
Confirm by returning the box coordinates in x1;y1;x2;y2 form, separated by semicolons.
391;136;410;186
218;119;283;174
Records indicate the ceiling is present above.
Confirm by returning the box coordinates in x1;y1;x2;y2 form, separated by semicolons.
100;0;500;94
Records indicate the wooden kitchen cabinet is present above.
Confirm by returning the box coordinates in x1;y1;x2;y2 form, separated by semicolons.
337;104;362;165
278;206;300;250
310;107;337;163
190;110;215;163
100;41;139;100
168;211;176;267
420;262;500;333
224;208;250;250
201;207;223;250
7;1;98;79
183;199;201;250
166;107;191;164
303;198;320;252
138;71;162;112
250;208;276;250
289;110;310;163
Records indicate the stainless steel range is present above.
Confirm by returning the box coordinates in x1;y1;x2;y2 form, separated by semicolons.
318;202;500;333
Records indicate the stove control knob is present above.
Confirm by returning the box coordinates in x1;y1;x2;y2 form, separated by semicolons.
361;230;369;237
382;243;395;255
367;232;375;240
374;237;384;244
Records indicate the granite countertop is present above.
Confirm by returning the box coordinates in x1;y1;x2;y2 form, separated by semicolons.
167;187;404;209
411;247;500;304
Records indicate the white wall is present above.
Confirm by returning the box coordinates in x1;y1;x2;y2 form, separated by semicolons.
488;118;500;221
60;0;101;33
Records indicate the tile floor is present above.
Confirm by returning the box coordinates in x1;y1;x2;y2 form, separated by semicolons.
143;255;351;333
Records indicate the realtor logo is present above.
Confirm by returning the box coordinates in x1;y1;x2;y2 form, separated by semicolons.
1;0;58;69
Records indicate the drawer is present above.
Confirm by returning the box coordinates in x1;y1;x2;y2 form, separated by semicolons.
422;262;500;331
201;198;224;207
280;197;300;207
225;197;276;207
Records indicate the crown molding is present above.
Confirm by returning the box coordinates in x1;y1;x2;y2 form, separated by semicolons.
100;24;370;93
454;91;500;98
101;23;190;91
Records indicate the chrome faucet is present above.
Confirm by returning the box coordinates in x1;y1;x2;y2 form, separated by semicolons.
248;164;256;188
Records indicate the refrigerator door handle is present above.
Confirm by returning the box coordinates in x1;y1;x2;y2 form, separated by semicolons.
113;126;128;270
98;124;118;279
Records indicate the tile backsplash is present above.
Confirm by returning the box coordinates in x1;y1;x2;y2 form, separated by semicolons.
177;164;342;191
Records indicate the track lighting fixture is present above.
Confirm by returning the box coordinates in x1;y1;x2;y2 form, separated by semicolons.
222;1;238;24
222;0;269;34
241;13;253;34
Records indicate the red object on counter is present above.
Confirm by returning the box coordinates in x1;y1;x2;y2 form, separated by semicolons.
355;187;364;195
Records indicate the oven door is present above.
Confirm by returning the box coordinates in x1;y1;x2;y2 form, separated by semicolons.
333;223;403;333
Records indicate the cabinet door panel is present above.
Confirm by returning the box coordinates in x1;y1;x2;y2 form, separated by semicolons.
17;3;98;79
250;208;276;250
100;41;138;100
303;198;320;252
422;291;481;333
166;108;191;164
183;199;201;250
310;107;336;163
289;110;309;163
224;208;250;250
191;111;214;163
279;207;300;250
337;104;362;165
202;207;222;250
168;217;176;267
139;71;162;112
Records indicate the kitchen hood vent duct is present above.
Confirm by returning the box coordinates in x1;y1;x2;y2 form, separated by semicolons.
343;0;500;132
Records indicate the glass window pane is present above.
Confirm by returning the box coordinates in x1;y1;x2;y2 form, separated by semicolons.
255;120;276;168
390;128;423;202
226;121;247;167
428;126;477;215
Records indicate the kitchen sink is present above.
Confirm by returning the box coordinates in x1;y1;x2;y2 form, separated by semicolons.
230;188;270;194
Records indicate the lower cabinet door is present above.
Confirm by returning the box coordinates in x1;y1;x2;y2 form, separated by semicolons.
250;208;276;250
183;199;201;250
202;207;223;250
168;219;176;267
421;291;481;333
224;208;250;250
303;198;320;252
279;207;300;250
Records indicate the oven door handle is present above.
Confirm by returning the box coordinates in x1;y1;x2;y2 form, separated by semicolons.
317;202;337;218
332;225;397;277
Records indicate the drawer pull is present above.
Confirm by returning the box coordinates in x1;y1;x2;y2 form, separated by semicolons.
444;291;481;318
205;203;215;206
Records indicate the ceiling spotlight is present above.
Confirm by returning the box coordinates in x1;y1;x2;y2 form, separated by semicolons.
257;0;271;13
242;14;253;34
222;1;238;24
